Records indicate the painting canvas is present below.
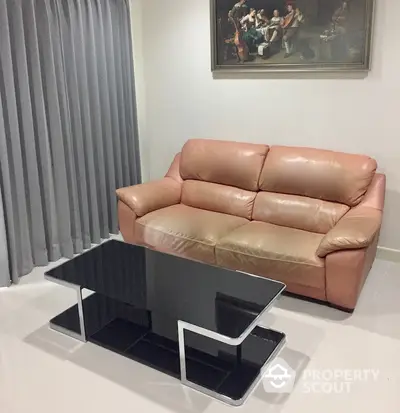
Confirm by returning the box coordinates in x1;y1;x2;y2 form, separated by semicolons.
211;0;374;72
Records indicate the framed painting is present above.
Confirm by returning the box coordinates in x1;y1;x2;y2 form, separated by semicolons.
210;0;374;73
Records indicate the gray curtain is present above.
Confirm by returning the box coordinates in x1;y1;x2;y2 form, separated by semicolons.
0;0;140;285
0;180;10;286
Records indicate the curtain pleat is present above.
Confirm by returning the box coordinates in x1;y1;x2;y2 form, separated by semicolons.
120;2;141;185
93;0;118;234
0;0;34;277
103;0;123;191
0;0;140;284
24;0;61;262
58;0;92;249
0;93;10;287
110;2;130;187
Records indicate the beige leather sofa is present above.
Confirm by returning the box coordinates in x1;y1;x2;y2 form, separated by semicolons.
117;139;385;311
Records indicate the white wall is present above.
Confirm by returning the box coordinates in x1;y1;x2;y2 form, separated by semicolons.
133;0;400;251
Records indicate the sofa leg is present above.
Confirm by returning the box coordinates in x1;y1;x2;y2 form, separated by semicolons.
282;291;354;313
327;303;354;314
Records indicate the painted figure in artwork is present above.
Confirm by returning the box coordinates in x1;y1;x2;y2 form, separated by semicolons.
240;8;264;48
232;17;249;63
256;9;269;28
282;3;304;57
255;9;271;41
320;0;352;60
265;9;283;44
332;0;349;35
228;0;248;23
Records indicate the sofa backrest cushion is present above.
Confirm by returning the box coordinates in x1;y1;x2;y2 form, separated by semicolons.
259;146;377;207
165;153;183;183
182;180;256;220
180;139;269;191
253;192;350;234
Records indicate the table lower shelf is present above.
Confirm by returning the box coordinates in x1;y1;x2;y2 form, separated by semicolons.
50;292;285;402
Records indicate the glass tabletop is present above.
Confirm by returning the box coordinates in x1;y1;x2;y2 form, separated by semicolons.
46;240;285;338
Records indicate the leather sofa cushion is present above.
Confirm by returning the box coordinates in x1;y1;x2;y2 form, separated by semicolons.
216;221;325;290
259;146;377;207
317;206;382;257
116;178;181;217
136;204;248;264
182;180;256;219
180;139;269;191
253;192;349;234
165;153;183;183
357;173;386;210
118;201;137;245
325;234;378;310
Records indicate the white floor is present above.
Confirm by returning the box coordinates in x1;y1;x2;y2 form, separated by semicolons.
1;254;400;413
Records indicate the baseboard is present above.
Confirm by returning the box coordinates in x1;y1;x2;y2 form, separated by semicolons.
377;246;400;263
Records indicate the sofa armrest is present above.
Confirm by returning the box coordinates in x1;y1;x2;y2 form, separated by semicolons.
317;207;382;258
116;178;182;217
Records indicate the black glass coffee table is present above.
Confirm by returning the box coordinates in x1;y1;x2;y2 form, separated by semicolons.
45;240;286;406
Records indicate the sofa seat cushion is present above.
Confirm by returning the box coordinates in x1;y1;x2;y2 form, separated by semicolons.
215;221;326;290
136;204;249;264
